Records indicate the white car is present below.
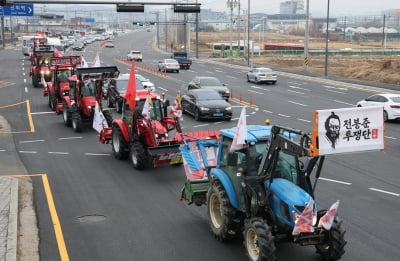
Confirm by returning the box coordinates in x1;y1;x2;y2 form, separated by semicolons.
356;93;400;121
158;59;180;73
136;74;155;92
246;67;277;85
127;50;142;62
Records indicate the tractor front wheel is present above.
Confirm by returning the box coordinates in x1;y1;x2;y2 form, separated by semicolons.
130;141;148;170
315;210;347;261
62;101;72;127
72;112;82;132
112;125;129;160
207;180;238;241
243;218;276;261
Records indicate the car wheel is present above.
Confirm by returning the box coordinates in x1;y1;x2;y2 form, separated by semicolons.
194;108;201;121
383;110;389;122
247;75;250;82
272;81;277;85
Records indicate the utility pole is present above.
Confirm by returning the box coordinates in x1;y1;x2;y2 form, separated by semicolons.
227;0;237;57
382;14;386;48
165;8;168;52
237;0;240;57
195;1;199;59
303;0;309;71
247;0;250;66
324;0;330;77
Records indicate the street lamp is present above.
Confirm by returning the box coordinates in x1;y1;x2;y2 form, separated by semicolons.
227;0;238;57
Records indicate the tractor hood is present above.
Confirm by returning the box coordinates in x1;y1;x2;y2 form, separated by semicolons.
265;178;311;208
151;120;168;135
59;82;70;93
81;96;97;116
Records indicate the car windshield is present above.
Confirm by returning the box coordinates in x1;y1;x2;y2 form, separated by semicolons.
200;78;222;86
196;91;222;100
165;59;177;63
116;78;144;94
136;75;147;81
390;97;400;103
258;68;272;73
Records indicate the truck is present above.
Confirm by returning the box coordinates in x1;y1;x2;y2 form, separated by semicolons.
179;106;385;261
60;66;119;132
127;50;142;62
171;52;192;69
45;56;82;111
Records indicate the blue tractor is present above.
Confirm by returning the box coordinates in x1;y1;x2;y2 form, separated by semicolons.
180;125;346;261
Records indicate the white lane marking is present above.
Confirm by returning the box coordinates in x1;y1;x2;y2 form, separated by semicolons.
58;137;82;140
384;136;397;140
30;111;55;115
158;87;168;92
288;85;309;91
84;153;112;156
250;86;269;91
327;89;346;94
288;82;302;85
369;188;399;197
19;140;45;143
205;71;214;74
213;121;224;124
334;100;355;106
0;150;6;152
262;109;273;114
319;177;352;185
250;111;257;115
23;72;25;76
324;85;348;91
215;70;223;73
25;87;28;93
226;75;236;79
48;152;69;155
287;90;305;95
194;124;209;128
278;113;290;118
288;100;308;107
24;79;26;83
19;151;38;154
248;90;264;95
298;118;312;123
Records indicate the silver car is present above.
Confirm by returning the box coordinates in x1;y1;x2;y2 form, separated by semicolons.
246;67;277;85
158;59;180;73
136;74;155;92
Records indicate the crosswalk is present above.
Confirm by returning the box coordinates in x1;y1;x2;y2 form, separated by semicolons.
0;80;14;89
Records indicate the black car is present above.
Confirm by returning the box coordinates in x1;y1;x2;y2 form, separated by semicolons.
187;76;230;101
181;89;232;121
106;73;144;113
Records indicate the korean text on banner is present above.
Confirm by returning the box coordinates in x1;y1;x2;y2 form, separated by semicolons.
317;106;384;155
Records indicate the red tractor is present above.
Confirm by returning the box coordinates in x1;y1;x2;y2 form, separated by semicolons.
45;56;82;111
29;44;54;88
99;90;185;170
60;66;119;132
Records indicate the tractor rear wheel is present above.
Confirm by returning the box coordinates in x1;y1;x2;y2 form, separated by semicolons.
112;125;129;160
130;141;147;170
102;110;113;127
243;218;276;261
207;180;239;241
62;101;72;127
315;210;346;261
72;112;82;132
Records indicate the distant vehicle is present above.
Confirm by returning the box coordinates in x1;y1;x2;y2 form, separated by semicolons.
136;74;155;92
188;76;230;101
146;28;151;32
21;35;35;56
72;42;84;51
105;41;114;48
181;89;232;121
171;52;192;69
246;67;277;85
262;43;304;52
106;73;144;113
157;59;180;73
356;93;400;122
127;50;142;62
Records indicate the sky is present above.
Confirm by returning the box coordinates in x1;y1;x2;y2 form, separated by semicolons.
198;0;400;17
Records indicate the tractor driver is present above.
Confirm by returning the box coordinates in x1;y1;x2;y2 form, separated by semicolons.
81;75;96;97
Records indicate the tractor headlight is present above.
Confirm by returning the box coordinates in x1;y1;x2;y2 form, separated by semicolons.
88;105;92;109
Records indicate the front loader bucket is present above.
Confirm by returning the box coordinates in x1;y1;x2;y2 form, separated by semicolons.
149;144;183;167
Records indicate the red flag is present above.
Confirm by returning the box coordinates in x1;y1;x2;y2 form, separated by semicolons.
292;200;315;235
125;61;137;111
54;48;64;57
318;200;339;230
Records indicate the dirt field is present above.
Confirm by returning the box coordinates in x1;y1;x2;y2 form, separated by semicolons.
191;32;400;86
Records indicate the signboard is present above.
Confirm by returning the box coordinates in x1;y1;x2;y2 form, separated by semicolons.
50;56;82;67
85;18;95;23
0;4;34;16
314;106;385;155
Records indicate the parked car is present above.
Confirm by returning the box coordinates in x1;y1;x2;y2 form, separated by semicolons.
187;76;230;101
181;89;232;121
136;74;155;92
127;50;142;62
106;73;144;113
356;93;400;122
246;67;277;84
157;59;180;73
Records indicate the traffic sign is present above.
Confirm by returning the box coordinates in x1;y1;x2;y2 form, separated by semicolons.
0;3;34;16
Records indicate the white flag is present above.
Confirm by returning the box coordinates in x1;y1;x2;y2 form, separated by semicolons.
141;94;153;120
81;55;89;68
93;102;109;133
92;53;101;67
40;74;47;88
230;107;247;151
318;200;340;230
292;200;315;235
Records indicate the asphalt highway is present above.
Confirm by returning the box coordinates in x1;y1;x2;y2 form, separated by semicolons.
0;29;399;261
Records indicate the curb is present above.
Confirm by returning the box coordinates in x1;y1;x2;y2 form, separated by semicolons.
6;178;18;261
